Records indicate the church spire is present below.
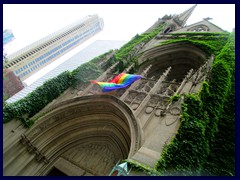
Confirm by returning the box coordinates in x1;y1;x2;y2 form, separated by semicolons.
174;4;197;27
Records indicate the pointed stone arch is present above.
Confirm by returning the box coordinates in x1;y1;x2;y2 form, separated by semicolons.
187;24;210;32
138;42;207;81
163;24;177;34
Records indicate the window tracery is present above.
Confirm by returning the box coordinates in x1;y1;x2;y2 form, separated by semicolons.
187;25;209;32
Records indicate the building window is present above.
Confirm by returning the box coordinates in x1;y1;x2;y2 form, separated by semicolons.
187;25;210;32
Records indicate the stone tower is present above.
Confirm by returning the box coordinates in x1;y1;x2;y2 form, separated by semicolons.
3;5;230;176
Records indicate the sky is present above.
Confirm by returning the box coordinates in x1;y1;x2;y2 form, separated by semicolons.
3;4;235;85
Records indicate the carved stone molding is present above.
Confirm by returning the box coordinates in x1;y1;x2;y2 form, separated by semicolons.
124;91;138;104
62;142;117;176
132;93;147;106
170;107;181;115
20;134;49;164
187;24;210;32
165;116;180;126
22;95;142;167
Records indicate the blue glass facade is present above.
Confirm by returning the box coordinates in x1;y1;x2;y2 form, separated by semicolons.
16;21;102;79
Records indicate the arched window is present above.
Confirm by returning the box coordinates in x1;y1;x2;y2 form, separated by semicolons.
187;25;210;32
163;24;176;34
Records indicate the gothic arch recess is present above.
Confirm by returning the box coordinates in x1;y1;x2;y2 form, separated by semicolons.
163;24;177;34
187;24;210;32
138;42;207;82
14;95;142;176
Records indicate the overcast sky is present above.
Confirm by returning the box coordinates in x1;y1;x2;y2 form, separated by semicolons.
3;4;235;85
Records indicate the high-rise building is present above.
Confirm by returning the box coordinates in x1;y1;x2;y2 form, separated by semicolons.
6;40;126;104
4;14;104;81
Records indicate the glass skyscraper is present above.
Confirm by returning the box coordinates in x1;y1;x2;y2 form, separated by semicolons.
5;14;104;81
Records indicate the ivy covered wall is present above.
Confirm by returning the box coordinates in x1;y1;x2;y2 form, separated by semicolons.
154;32;235;176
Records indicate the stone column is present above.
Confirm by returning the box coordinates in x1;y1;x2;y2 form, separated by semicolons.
174;68;194;95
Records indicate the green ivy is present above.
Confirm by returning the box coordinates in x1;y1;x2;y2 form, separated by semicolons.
71;49;117;87
156;94;210;176
201;32;235;176
71;62;103;87
3;71;72;123
169;94;181;103
157;32;229;56
155;32;235;176
126;159;161;176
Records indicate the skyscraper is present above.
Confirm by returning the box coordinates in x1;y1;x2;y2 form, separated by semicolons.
4;14;104;81
6;40;126;104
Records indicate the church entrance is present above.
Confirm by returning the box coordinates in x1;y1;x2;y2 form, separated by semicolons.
47;167;67;176
20;95;141;176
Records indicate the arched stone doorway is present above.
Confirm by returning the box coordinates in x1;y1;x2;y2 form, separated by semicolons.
19;95;142;176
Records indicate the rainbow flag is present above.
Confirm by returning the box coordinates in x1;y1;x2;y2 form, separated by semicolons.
91;73;142;92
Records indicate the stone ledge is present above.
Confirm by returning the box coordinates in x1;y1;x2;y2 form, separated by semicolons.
131;146;160;168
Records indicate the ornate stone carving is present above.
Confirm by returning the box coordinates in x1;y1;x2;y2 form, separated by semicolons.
88;84;102;95
131;103;139;110
133;93;147;104
147;80;155;88
145;95;160;114
187;24;210;32
173;17;184;26
164;88;174;97
170;107;181;115
20;134;49;164
133;79;154;93
129;93;147;110
165;116;180;126
185;68;194;81
156;83;168;95
154;108;162;117
27;118;54;140
159;101;168;110
145;107;154;114
144;85;151;93
187;58;213;90
114;88;126;98
124;91;138;104
141;65;152;77
62;142;116;175
134;80;147;91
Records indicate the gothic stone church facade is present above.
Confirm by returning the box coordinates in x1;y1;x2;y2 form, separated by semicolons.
3;5;227;176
